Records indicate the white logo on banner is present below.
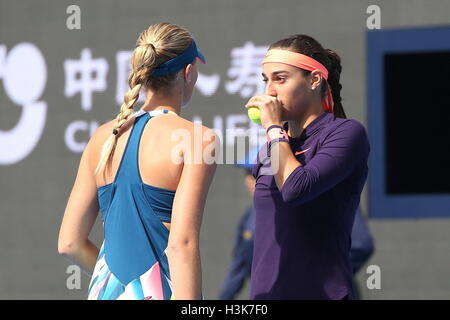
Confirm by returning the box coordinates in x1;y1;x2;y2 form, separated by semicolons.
225;42;268;98
0;43;47;165
63;49;107;152
61;42;270;154
196;72;221;96
64;48;108;111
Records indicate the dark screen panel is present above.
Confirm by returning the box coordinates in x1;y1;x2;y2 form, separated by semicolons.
384;51;450;194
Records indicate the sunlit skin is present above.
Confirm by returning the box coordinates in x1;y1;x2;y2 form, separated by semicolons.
244;58;326;190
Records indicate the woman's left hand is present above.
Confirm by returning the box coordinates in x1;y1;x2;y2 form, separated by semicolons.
245;95;284;129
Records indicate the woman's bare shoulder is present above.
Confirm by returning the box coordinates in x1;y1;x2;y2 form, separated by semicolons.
84;119;118;167
155;114;215;135
88;119;116;148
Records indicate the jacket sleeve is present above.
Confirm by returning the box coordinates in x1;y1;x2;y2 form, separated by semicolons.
280;120;369;205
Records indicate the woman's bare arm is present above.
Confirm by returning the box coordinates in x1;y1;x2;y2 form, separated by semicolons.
58;135;100;276
167;126;218;300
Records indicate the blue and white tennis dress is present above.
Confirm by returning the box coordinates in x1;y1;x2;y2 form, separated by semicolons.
88;109;177;300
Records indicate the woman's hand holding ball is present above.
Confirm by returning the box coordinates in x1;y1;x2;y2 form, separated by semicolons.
245;95;284;129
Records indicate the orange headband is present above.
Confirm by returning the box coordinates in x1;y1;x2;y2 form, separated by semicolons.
263;49;334;113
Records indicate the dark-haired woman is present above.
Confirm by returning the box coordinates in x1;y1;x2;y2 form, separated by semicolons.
245;35;370;300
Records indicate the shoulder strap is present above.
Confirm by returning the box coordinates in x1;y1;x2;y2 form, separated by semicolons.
114;112;151;183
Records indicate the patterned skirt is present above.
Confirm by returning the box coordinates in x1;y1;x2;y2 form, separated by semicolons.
87;243;173;300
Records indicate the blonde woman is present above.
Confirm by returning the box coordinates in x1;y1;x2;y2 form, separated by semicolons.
58;23;217;300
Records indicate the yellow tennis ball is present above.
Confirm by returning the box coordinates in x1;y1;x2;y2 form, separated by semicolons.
247;106;261;124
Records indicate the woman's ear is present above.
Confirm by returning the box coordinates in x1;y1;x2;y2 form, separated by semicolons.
310;70;323;90
183;63;193;84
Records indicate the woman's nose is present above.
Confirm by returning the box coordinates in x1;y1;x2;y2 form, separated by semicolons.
265;83;277;97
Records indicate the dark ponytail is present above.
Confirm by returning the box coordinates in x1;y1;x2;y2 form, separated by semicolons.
269;35;347;119
325;49;346;119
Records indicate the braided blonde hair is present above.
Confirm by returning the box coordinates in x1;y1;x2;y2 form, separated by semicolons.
95;22;193;178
